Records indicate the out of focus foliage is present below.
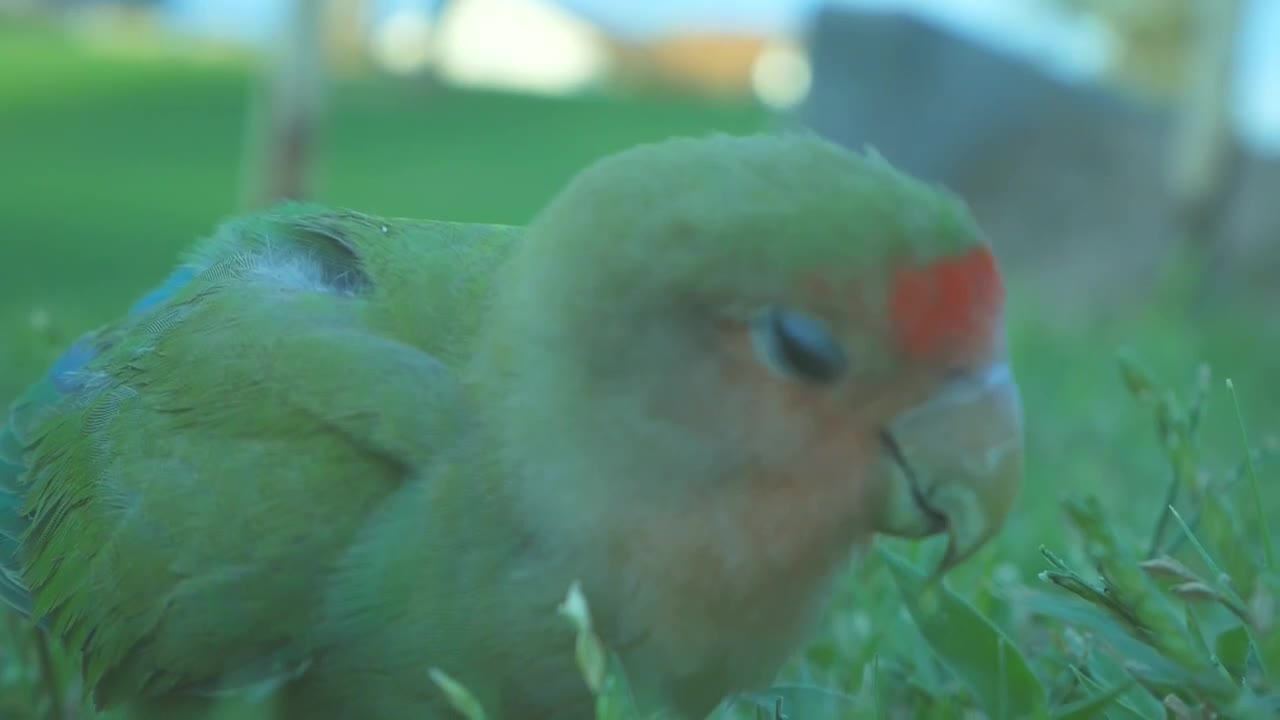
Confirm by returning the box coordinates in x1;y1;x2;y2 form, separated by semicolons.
1049;0;1197;97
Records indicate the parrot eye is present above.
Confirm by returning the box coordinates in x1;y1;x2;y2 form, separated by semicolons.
751;307;848;384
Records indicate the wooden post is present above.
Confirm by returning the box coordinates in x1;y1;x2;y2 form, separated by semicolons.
240;0;328;209
1166;0;1244;302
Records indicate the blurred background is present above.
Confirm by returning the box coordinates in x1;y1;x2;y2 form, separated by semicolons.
2;0;1280;598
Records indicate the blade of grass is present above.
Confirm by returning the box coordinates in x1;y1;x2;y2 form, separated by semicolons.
1166;506;1246;609
1225;379;1274;569
880;546;1048;719
1052;678;1136;720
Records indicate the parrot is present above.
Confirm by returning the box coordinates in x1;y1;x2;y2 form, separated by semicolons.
0;132;1023;719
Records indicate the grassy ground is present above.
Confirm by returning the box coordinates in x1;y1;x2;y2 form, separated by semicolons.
2;21;1278;719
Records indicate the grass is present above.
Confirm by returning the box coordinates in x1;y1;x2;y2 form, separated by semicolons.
2;20;1279;719
0;22;773;408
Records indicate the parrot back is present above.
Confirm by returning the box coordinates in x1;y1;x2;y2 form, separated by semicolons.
0;203;522;710
0;265;200;617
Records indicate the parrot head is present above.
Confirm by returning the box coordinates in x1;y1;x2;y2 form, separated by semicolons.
493;133;1021;578
482;134;1022;712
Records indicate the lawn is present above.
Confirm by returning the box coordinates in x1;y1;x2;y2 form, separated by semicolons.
1;20;1277;720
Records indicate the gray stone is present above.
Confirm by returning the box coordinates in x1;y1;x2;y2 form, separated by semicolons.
798;5;1280;314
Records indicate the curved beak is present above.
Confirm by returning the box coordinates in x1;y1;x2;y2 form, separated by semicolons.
876;362;1023;576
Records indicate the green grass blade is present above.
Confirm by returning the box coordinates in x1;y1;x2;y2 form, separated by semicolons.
1018;589;1191;685
879;546;1047;719
1051;678;1135;720
736;686;861;718
1225;379;1274;569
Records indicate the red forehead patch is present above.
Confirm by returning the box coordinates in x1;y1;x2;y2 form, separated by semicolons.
890;246;1003;357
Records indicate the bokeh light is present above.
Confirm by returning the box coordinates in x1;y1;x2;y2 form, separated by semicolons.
750;39;811;109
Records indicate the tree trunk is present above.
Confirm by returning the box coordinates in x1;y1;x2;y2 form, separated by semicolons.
1167;0;1243;305
240;0;328;209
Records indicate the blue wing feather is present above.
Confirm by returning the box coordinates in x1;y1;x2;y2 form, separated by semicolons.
0;265;200;616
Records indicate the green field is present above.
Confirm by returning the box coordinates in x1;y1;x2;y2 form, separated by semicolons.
2;21;1278;719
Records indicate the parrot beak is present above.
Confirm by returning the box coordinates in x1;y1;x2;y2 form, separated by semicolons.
875;362;1023;577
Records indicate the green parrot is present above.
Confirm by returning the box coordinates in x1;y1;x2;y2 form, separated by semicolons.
0;133;1023;719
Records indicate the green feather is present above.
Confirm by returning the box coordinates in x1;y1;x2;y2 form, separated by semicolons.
3;203;518;708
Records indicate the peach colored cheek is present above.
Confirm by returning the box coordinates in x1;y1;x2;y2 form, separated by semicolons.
755;371;879;471
716;325;885;532
890;246;1004;359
